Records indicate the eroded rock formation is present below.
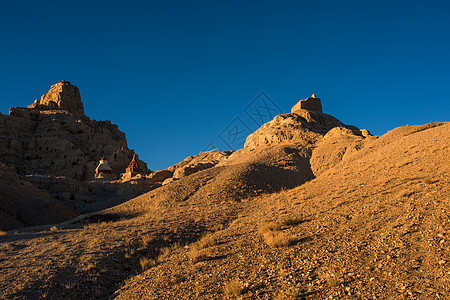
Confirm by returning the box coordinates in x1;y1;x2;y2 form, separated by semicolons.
244;95;372;151
0;81;153;228
1;81;148;181
28;80;85;115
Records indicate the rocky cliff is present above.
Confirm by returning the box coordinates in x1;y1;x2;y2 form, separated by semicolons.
1;81;148;180
0;81;154;229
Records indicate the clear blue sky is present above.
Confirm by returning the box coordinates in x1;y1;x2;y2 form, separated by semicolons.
1;0;449;170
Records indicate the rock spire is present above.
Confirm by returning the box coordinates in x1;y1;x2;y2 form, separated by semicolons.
28;80;85;115
291;94;322;113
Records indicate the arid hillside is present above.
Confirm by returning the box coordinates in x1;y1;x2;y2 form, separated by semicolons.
0;81;152;229
0;95;448;299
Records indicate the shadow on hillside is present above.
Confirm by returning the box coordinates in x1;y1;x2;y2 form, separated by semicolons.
0;212;136;245
13;215;236;299
82;212;133;224
290;235;313;246
63;211;138;228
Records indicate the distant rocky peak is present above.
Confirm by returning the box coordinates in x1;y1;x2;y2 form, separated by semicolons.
291;94;322;113
28;80;85;115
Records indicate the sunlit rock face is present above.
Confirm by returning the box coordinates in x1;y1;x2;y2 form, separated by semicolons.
244;95;344;150
291;94;323;113
28;80;85;115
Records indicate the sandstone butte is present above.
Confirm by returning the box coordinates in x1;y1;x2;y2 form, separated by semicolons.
0;84;448;300
3;80;148;180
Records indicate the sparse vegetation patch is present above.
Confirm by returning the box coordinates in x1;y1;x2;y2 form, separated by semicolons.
258;221;293;247
197;232;217;249
404;122;443;136
223;280;243;297
262;231;292;248
139;257;157;271
326;273;342;288
157;246;171;262
258;221;282;233
139;234;155;248
187;248;210;263
274;285;302;300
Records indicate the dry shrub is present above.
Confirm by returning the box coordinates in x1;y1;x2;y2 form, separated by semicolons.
123;276;134;286
50;226;59;232
0;231;6;236
140;234;155;248
64;282;75;289
197;232;217;249
187;248;209;263
140;257;157;271
85;263;96;272
274;285;301;300
79;255;96;272
158;246;171;262
326;273;342;288
262;231;291;248
211;223;224;231
223;280;243;297
171;242;181;250
124;246;136;259
259;221;292;247
258;222;282;234
404;122;443;136
15;282;25;291
0;243;12;252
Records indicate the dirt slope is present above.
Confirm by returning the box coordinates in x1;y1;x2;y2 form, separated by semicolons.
0;122;448;299
0;164;77;230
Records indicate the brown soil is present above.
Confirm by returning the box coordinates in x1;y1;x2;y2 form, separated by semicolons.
0;122;448;299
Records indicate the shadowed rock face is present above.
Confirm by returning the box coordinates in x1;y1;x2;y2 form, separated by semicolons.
28;81;85;115
0;163;77;230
